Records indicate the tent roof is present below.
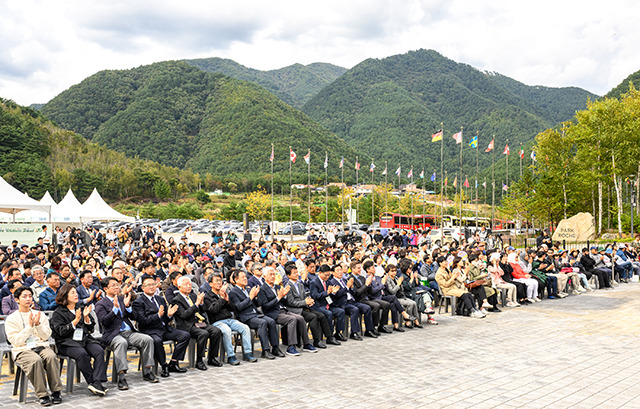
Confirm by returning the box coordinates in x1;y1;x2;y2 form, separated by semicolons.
0;177;51;214
40;191;57;206
51;189;84;222
81;188;135;222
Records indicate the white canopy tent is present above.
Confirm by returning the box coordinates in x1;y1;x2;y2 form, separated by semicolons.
81;188;135;222
51;189;85;223
14;191;57;222
0;176;51;222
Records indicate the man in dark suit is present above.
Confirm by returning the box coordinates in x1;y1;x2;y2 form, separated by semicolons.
132;276;190;377
258;267;316;356
284;264;331;349
350;260;390;334
76;270;102;308
363;260;410;332
309;268;344;344
228;270;282;359
96;277;156;389
170;276;222;370
329;264;377;340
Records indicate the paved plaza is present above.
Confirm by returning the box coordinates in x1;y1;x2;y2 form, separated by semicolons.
2;284;640;408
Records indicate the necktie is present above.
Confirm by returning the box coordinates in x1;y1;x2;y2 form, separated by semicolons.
322;281;329;309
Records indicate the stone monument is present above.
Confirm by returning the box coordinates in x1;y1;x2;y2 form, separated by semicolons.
551;212;596;242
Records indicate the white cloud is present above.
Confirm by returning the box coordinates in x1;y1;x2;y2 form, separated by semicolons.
1;0;640;105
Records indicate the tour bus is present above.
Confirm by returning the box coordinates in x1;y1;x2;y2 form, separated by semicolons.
379;212;438;230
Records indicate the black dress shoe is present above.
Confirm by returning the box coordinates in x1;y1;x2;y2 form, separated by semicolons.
393;326;405;332
335;333;348;342
39;396;52;406
142;372;159;383
261;350;276;360
373;329;381;336
378;326;392;334
168;362;187;373
364;330;378;338
313;340;327;349
326;337;341;345
195;361;208;370
489;307;502;313
272;347;286;358
414;323;424;329
207;358;223;367
350;332;363;341
51;391;62;404
160;365;170;378
117;373;129;390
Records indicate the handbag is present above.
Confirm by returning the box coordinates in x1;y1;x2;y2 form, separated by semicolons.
465;279;485;288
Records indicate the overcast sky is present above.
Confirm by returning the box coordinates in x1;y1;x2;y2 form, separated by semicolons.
1;0;639;105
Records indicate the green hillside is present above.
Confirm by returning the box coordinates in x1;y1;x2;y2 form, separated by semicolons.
302;49;598;182
0;98;199;202
605;70;640;99
184;57;346;108
41;61;357;181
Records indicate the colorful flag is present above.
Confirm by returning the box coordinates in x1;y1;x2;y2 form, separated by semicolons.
419;170;424;179
395;166;401;177
355;161;360;170
431;129;443;142
502;183;509;191
469;135;478;148
482;181;486;188
485;139;494;153
430;172;436;182
324;152;328;169
290;148;297;163
453;176;457;188
407;168;413;179
531;151;536;162
463;178;470;188
339;157;344;168
445;177;448;186
452;131;462;144
503;144;510;155
382;165;387;175
475;179;478;188
304;150;310;165
519;148;524;159
270;145;274;162
370;162;375;172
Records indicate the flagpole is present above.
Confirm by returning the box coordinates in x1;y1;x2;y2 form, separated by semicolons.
422;167;426;224
484;177;487;220
411;169;414;228
519;143;523;178
475;131;479;230
307;150;311;224
398;163;401;211
440;122;444;240
271;143;274;239
384;161;388;216
506;138;510;188
355;156;359;227
325;152;328;225
341;158;344;232
371;160;375;227
491;135;495;230
459;126;463;231
289;146;293;243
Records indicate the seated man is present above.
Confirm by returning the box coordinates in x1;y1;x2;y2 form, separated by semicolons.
132;276;190;377
228;270;282;359
580;248;611;288
258;266;316;356
350;260;389;334
1;279;22;315
202;273;257;365
29;265;48;305
39;272;61;311
284;263;332;348
95;277;157;390
328;264;377;340
170;276;222;369
363;260;412;332
5;286;63;406
76;271;103;308
309;267;344;344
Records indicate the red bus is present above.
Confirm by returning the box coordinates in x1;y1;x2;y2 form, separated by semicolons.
380;212;438;230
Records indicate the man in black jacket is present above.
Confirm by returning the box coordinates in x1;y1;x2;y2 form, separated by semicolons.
170;276;222;370
580;248;611;288
202;274;257;365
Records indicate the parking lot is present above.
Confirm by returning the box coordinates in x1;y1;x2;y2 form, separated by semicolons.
3;283;640;408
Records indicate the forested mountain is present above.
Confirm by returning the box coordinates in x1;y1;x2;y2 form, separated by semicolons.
40;61;357;180
0;98;199;202
605;70;640;99
185;57;346;108
302;49;598;182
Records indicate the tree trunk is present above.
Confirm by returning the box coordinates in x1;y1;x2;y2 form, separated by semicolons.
613;152;623;235
562;182;568;219
598;180;603;235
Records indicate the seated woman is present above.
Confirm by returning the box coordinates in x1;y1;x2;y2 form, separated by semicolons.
499;254;529;304
467;253;500;312
435;256;485;318
487;252;520;307
508;253;540;302
386;262;433;327
50;284;108;397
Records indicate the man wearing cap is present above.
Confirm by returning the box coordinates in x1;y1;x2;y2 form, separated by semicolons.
615;245;634;283
580;248;611;288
